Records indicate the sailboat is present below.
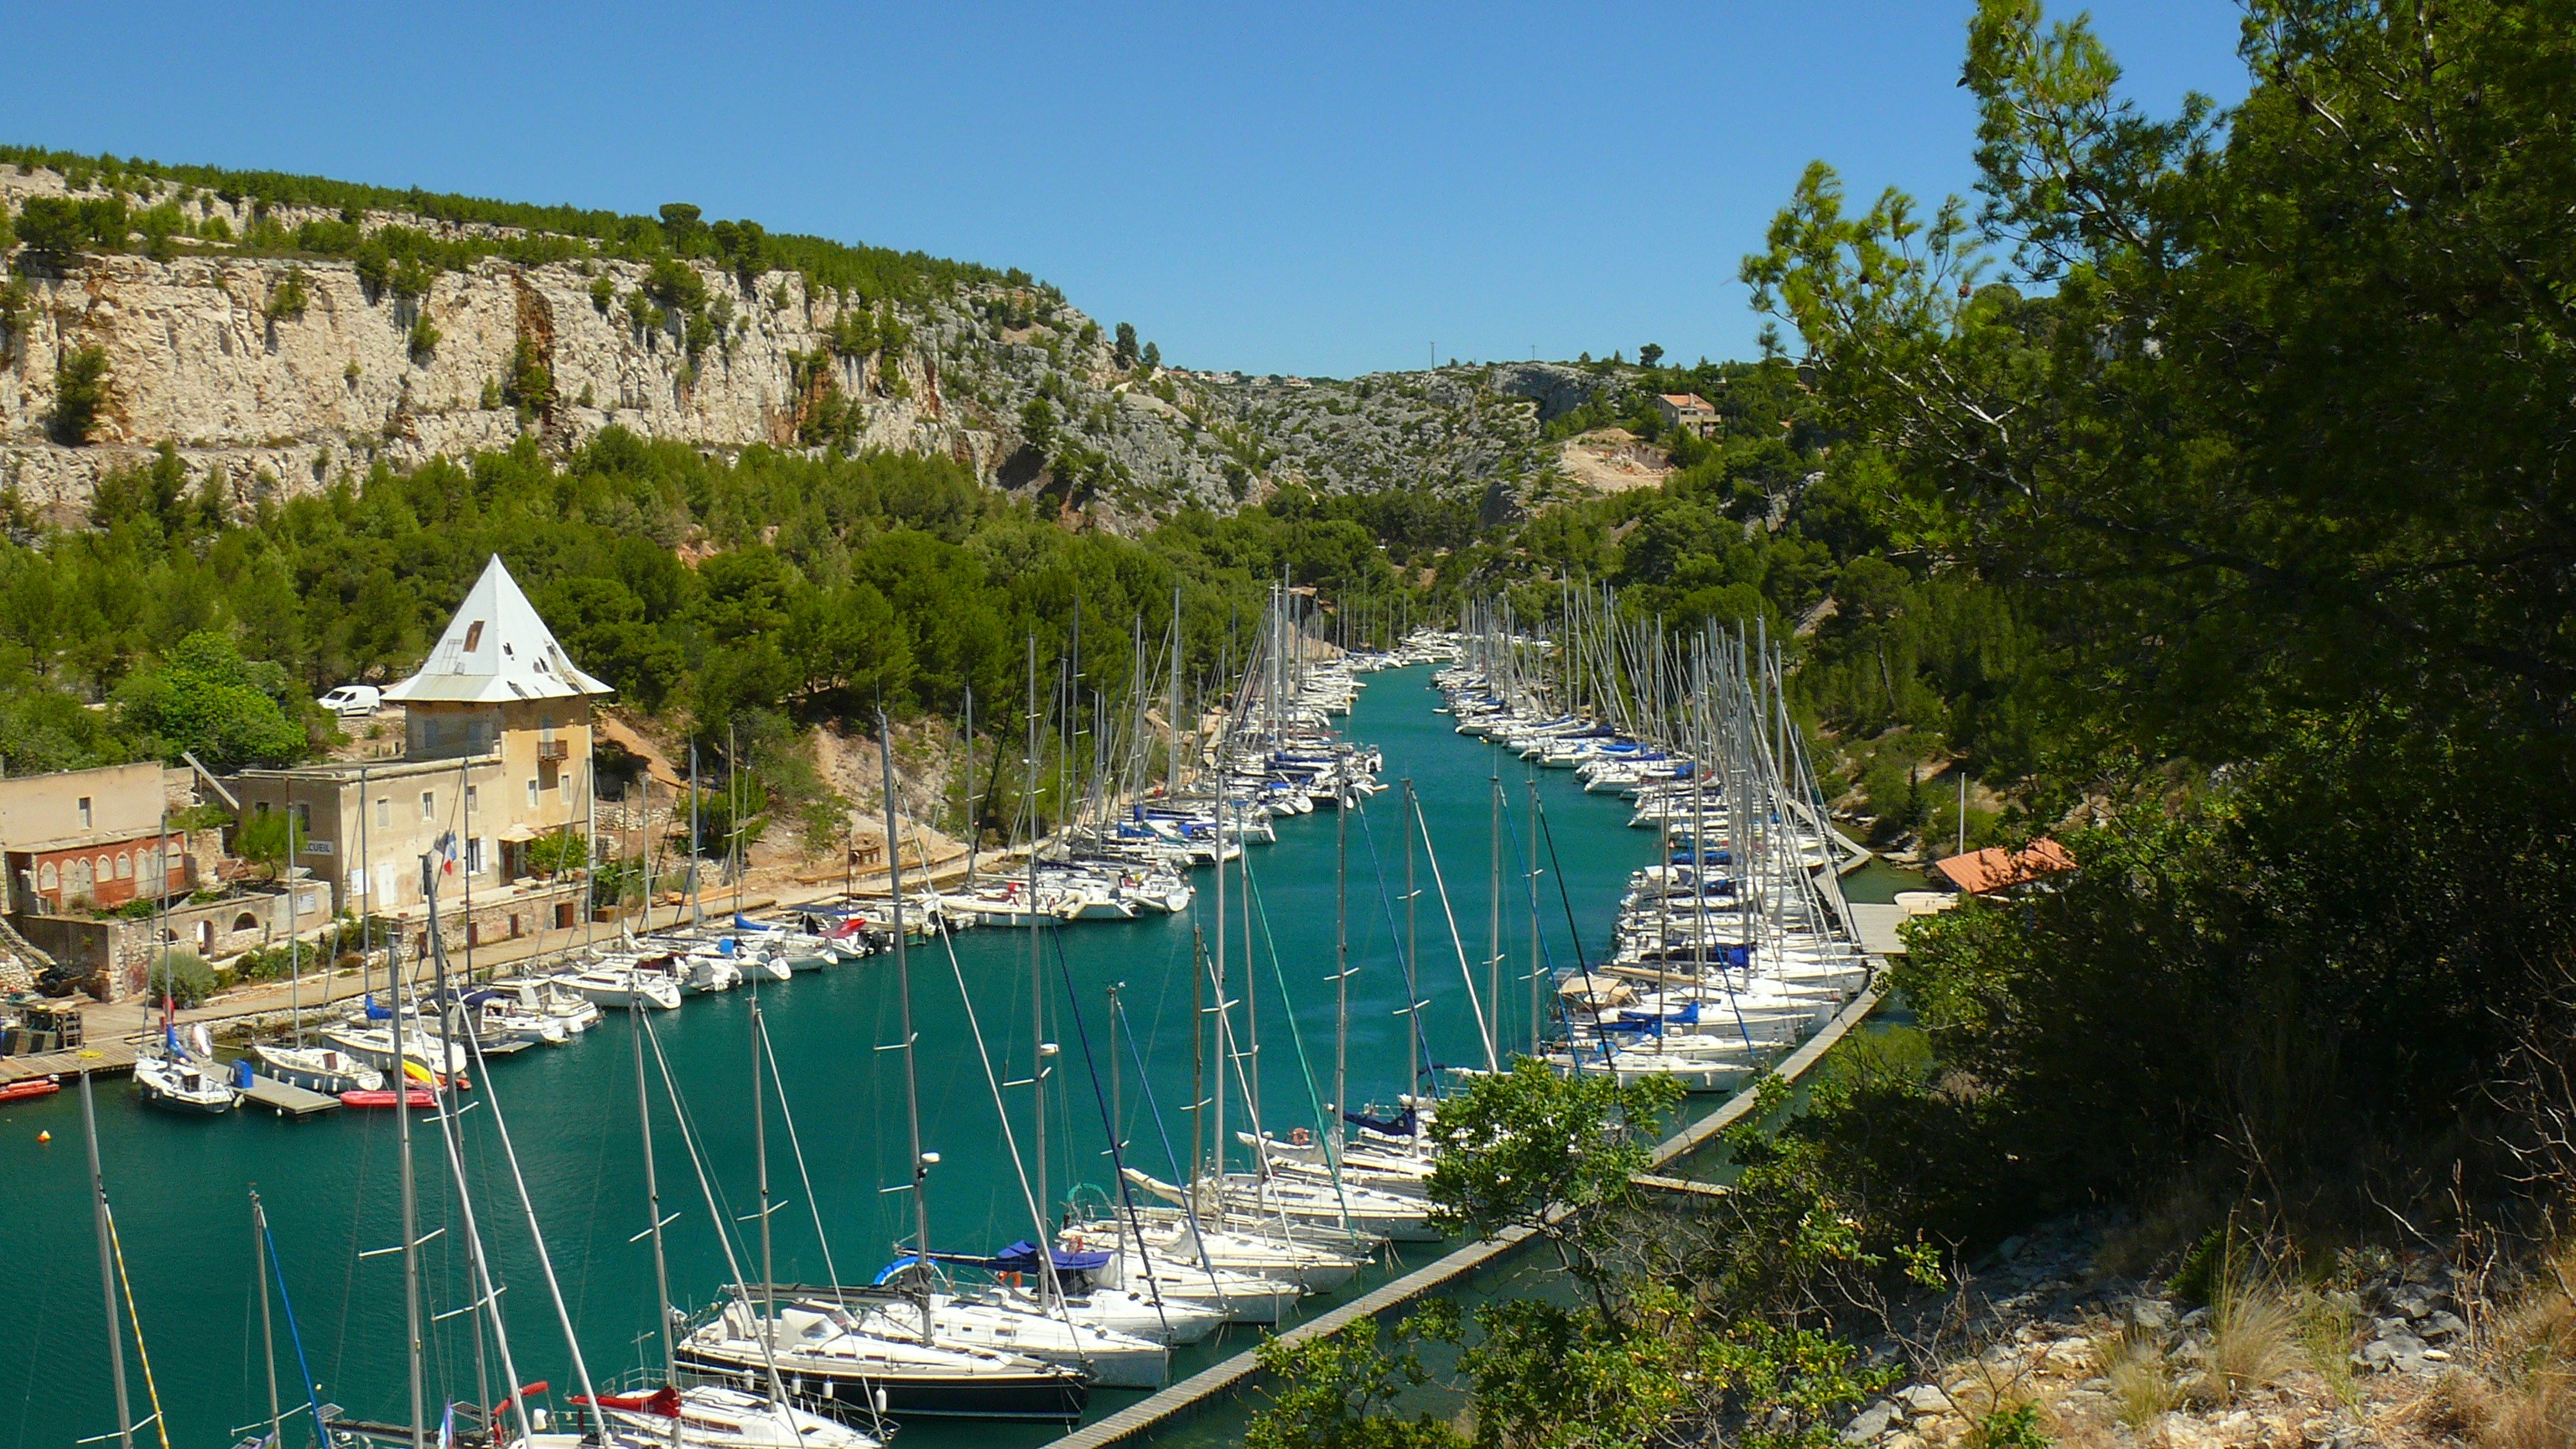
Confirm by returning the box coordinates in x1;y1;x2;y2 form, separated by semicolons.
392;826;885;1449
134;1010;238;1114
567;1384;876;1449
673;713;1091;1424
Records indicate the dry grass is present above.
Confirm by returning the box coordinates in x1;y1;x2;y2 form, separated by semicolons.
2196;1280;2308;1405
2098;1328;2183;1426
2295;1289;2364;1405
2437;1370;2576;1449
2445;1243;2576;1449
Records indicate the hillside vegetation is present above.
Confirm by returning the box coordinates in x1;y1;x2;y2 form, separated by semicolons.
1250;3;2576;1446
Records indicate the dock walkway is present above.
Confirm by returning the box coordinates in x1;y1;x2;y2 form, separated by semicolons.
239;1072;341;1116
1047;980;1892;1449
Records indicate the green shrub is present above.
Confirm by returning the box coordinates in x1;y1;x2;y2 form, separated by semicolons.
14;196;91;268
0;279;29;347
50;345;110;444
153;949;215;1007
266;267;309;322
521;829;588;875
407;312;439;361
644;255;704;314
589;274;615;313
502;335;552;412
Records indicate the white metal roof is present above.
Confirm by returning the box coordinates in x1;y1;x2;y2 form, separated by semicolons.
382;555;614;705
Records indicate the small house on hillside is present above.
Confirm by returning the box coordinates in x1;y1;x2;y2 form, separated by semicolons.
1929;838;2077;896
1653;392;1720;438
232;555;614;948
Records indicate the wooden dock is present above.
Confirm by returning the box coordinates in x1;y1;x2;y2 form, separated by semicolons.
0;1040;136;1086
1848;902;1914;957
239;1072;341;1116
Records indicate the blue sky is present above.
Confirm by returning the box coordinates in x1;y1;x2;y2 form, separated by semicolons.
4;3;2246;378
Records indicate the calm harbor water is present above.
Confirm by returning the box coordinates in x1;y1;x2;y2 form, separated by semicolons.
0;667;1663;1449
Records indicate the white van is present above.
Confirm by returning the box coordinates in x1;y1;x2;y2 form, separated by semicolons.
318;684;382;719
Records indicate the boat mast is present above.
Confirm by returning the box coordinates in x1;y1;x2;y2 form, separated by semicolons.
460;756;472;983
730;724;741;919
583;745;595;958
420;901;508;1431
397;859;428;1449
356;764;369;1038
1243;619;1259;1145
688;742;701;932
80;1068;133;1449
1027;633;1048;1230
632;996;677;1383
1402;776;1418;1093
1488;756;1502;1059
1528;772;1542;1059
1210;716;1227;1190
252;1192;281;1446
1166;589;1182;802
1332;769;1349;1165
752;989;775;1334
283;795;298;1048
876;708;937;1343
959;684;977;892
1189;924;1206;1188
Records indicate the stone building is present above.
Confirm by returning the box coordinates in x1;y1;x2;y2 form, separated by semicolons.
1653;392;1720;438
232;555;612;944
0;761;192;913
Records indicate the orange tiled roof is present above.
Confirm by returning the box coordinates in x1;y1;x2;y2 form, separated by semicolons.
1929;838;2077;895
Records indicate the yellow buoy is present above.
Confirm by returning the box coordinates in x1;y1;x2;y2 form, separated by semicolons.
36;1130;51;1143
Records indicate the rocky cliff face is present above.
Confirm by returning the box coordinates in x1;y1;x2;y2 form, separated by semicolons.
0;166;1612;527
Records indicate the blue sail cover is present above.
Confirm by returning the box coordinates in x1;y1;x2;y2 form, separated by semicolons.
363;994;394;1021
911;1240;1114;1275
1343;1106;1420;1135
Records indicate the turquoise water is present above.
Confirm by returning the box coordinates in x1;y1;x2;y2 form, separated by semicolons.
0;667;1662;1449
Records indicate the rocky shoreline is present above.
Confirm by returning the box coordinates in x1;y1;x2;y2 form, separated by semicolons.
1841;1218;2489;1449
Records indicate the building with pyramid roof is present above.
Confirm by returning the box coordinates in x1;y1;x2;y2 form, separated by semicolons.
232;556;621;945
385;556;614;708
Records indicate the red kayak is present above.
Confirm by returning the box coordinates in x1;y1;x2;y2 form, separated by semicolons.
340;1087;441;1109
0;1077;61;1103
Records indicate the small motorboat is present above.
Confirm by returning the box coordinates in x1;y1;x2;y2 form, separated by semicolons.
0;1075;62;1103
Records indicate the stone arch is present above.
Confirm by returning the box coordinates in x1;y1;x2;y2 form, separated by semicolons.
116;852;132;880
232;911;260;932
39;861;57;891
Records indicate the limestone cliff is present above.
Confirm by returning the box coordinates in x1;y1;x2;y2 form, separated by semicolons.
0;164;1610;526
